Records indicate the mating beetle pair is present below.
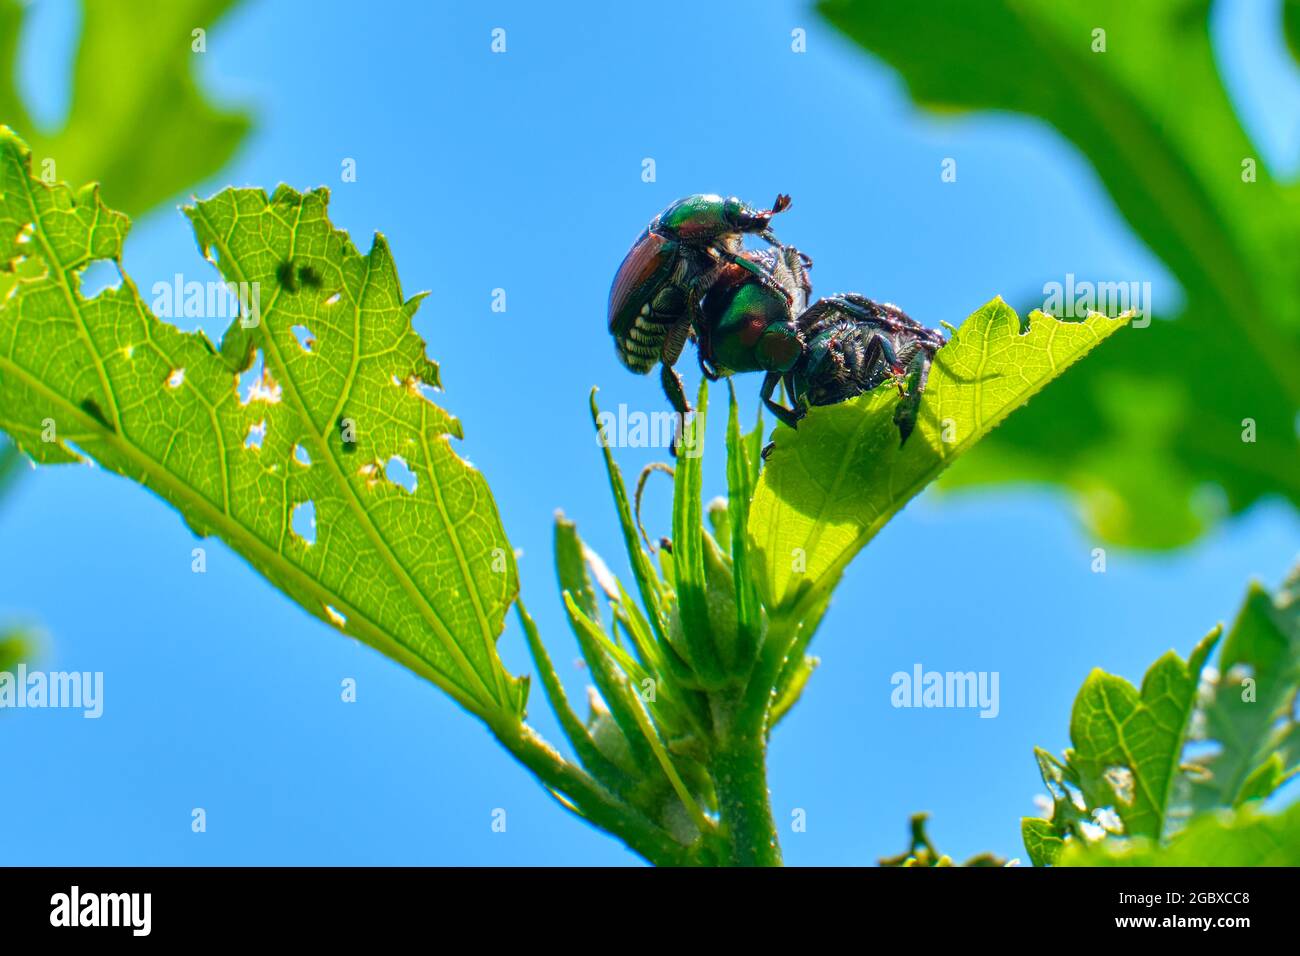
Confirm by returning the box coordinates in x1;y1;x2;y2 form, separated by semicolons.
607;193;795;419
607;193;946;448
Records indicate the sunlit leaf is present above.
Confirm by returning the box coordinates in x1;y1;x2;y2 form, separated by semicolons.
0;128;522;721
749;298;1127;616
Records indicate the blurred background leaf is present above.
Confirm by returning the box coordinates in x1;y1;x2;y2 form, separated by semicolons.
1059;801;1300;866
819;0;1300;549
0;0;251;217
1286;0;1300;63
0;629;28;673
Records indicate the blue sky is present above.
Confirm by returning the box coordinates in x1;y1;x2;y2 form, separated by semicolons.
1;0;1297;865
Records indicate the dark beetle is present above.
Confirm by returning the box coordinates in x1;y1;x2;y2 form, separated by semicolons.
608;193;793;418
762;294;946;446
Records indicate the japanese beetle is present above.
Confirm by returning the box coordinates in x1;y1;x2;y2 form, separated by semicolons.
762;294;946;447
608;193;794;418
697;244;811;380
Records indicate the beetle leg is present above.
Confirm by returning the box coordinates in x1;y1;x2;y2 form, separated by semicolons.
657;320;694;457
698;351;720;382
892;349;934;445
720;248;793;305
760;370;801;430
682;288;720;383
821;296;909;388
660;364;692;459
660;361;690;415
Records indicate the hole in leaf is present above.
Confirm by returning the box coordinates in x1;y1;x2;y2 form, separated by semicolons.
78;259;122;298
238;350;281;405
1103;766;1135;806
324;605;347;629
291;500;317;545
166;368;185;389
1224;663;1254;684
324;292;341;306
291;325;315;352
1182;741;1219;776
244;420;266;450
384;455;417;493
1062;781;1087;813
15;223;34;245
1092;806;1124;835
293;444;311;467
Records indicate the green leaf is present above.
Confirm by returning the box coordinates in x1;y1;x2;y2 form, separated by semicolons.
671;380;724;683
590;390;670;649
1189;569;1300;810
769;590;829;731
749;299;1128;616
1020;818;1065;868
554;510;602;630
1;0;251;217
560;592;654;774
0;128;523;721
724;381;762;672
819;0;1300;549
561;590;710;840
1286;0;1300;65
1069;628;1220;841
1233;753;1287;808
706;496;730;554
1028;568;1300;864
1060;802;1300;867
515;599;628;792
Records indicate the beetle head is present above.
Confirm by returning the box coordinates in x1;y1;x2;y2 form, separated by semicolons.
724;193;792;233
755;319;803;373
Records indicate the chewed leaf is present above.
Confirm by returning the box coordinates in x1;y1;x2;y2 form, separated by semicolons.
1068;629;1220;841
0;127;523;721
1189;569;1300;811
750;298;1128;616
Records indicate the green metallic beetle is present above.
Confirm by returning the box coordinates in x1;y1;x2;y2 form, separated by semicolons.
607;193;794;421
698;246;946;450
696;244;811;382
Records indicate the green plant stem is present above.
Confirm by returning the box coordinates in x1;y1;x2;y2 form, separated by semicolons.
487;718;694;866
741;616;801;731
711;715;782;866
